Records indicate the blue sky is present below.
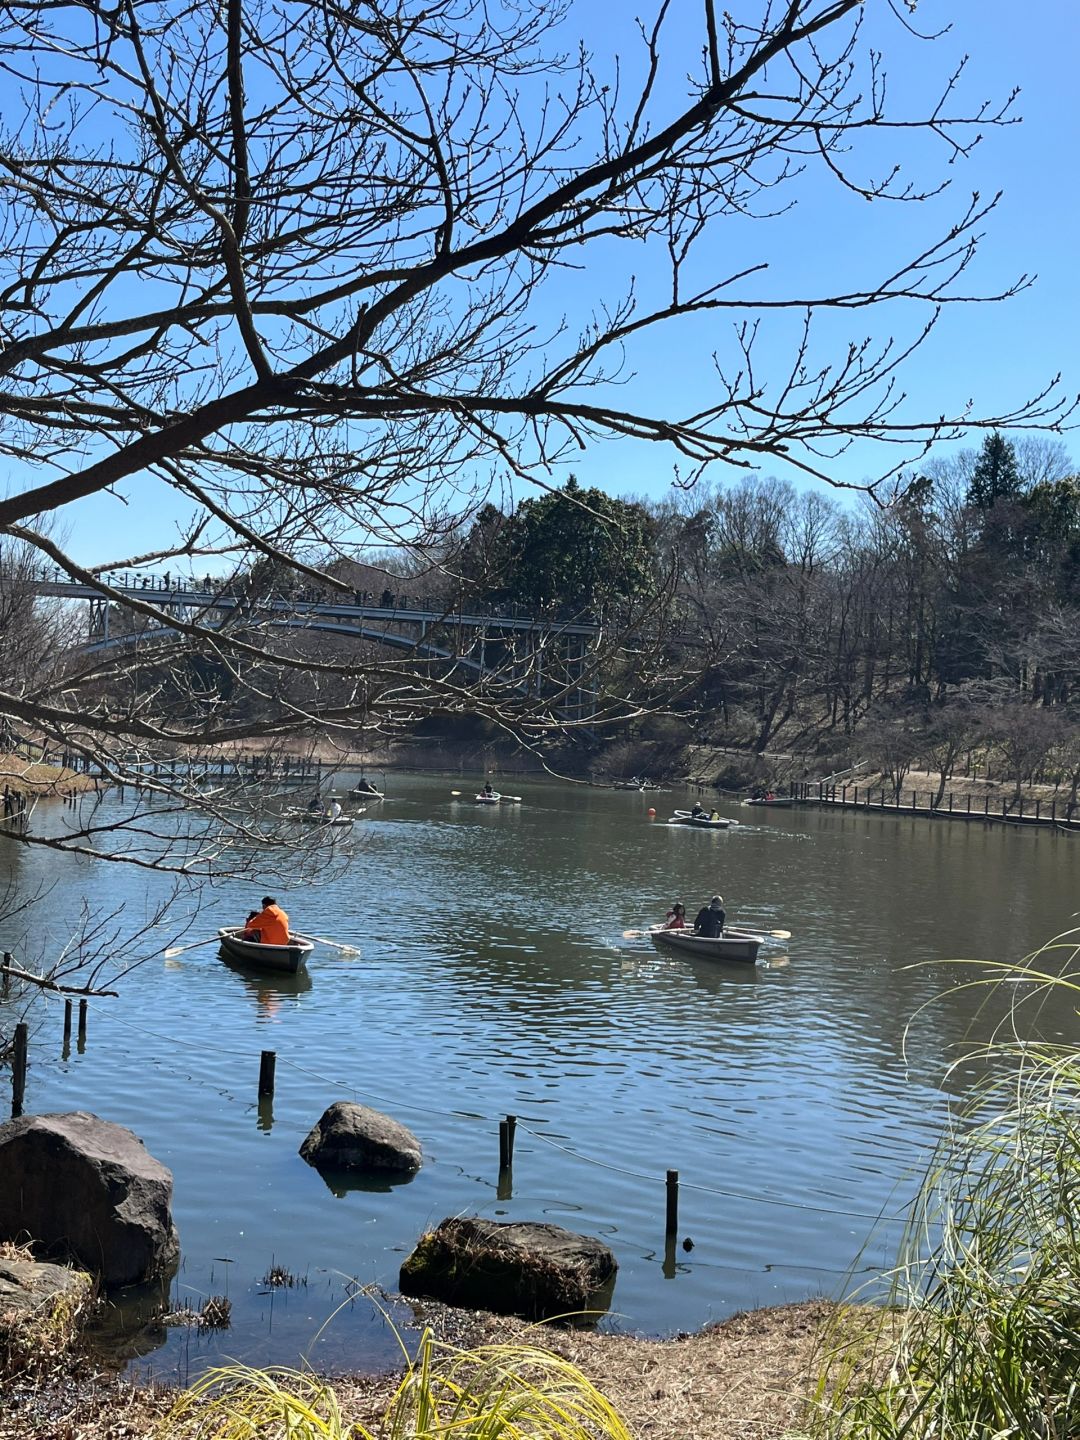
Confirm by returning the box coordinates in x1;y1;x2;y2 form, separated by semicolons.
19;0;1080;565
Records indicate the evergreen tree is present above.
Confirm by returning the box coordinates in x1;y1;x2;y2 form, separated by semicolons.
967;433;1023;509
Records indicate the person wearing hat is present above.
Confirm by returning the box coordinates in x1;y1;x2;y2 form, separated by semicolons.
693;895;726;938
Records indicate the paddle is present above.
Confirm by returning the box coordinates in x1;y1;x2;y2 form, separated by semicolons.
621;926;791;941
163;937;219;958
292;932;361;956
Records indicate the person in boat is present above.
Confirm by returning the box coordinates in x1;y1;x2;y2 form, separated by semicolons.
709;808;721;821
327;799;342;820
482;781;495;797
306;794;324;814
693;895;726;937
662;902;687;930
355;778;378;795
690;801;706;818
241;896;290;945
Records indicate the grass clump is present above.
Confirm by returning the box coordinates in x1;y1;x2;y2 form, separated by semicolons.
810;936;1080;1440
168;1327;632;1439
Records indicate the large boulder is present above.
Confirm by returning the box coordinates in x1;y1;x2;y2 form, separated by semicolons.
300;1101;422;1174
0;1113;179;1288
399;1217;617;1322
0;1256;93;1372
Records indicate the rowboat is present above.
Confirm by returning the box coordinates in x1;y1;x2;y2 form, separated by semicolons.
668;810;738;829
475;792;500;805
649;925;763;964
217;927;315;974
744;796;796;808
285;808;359;826
350;783;384;799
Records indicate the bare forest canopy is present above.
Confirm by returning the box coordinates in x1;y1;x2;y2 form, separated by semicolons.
0;0;1076;867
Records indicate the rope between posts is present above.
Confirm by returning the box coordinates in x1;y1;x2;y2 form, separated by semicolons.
23;990;913;1228
516;1122;911;1225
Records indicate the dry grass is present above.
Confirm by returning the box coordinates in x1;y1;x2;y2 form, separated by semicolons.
0;757;99;796
0;1299;849;1440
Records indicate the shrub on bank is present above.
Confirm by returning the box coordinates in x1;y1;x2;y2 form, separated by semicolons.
810;935;1080;1440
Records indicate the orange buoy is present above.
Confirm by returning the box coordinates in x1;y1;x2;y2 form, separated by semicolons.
647;807;656;817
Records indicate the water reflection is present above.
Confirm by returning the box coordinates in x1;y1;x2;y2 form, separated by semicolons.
310;1165;419;1199
219;955;313;1019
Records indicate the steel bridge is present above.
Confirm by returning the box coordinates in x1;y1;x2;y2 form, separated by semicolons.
35;578;601;715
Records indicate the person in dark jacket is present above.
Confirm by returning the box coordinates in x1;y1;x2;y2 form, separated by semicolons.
694;895;726;937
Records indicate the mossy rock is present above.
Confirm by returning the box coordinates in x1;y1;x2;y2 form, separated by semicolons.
0;1257;94;1375
400;1217;616;1323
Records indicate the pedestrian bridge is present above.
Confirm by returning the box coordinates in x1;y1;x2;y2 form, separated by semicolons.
35;576;601;712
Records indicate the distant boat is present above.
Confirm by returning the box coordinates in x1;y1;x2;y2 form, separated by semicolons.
217;927;314;974
648;925;763;964
475;791;500;805
668;810;738;830
744;795;796;808
285;808;359;826
350;781;384;799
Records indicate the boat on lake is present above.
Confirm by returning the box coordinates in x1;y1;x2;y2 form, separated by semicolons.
350;782;384;799
744;795;796;808
285;807;359;826
217;927;315;974
668;809;738;829
648;925;763;964
475;791;500;805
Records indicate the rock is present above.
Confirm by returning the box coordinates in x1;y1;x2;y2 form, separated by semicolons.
0;1113;179;1288
0;1256;93;1371
399;1217;617;1322
299;1101;422;1174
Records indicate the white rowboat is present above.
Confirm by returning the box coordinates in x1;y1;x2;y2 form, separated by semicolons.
648;925;764;964
475;792;500;804
668;810;738;829
217;927;315;974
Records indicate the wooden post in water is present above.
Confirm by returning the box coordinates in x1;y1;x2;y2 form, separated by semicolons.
1;952;10;999
11;1022;28;1117
77;999;88;1051
498;1119;510;1171
62;999;72;1055
258;1050;276;1098
505;1114;517;1166
665;1169;679;1240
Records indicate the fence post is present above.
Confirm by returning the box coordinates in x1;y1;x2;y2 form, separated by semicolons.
665;1170;679;1241
77;999;88;1050
1;952;10;999
258;1050;276;1098
1035;799;1040;821
11;1022;28;1117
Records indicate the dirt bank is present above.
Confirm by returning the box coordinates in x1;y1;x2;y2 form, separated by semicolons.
0;1299;845;1440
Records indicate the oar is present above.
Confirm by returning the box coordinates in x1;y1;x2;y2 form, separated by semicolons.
621;925;791;941
499;794;522;803
292;932;361;956
164;937;220;958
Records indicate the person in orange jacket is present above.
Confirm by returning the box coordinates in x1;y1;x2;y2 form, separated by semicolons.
242;896;290;945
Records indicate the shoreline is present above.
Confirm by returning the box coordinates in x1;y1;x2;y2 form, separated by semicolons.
1;1297;843;1440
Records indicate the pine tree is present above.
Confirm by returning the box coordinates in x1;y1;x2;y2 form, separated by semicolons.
967;433;1023;509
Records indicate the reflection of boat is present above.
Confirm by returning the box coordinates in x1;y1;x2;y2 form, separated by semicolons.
220;953;314;1003
744;795;796;808
649;925;763;963
668;810;738;829
218;927;314;974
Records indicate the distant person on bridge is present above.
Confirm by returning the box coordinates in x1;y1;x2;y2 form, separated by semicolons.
693;896;726;938
242;897;290;945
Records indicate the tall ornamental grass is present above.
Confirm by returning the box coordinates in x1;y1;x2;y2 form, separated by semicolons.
811;937;1080;1440
167;1326;632;1439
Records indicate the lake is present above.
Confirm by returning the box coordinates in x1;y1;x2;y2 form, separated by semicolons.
1;773;1076;1382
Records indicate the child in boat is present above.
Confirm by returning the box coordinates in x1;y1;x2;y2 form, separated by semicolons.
241;897;290;945
662;902;687;930
709;808;721;820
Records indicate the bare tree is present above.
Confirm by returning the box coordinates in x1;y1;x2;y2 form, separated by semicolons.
0;0;1073;860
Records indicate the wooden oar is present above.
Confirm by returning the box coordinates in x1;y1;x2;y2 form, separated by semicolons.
292;932;361;956
499;794;522;803
163;937;219;958
622;926;791;941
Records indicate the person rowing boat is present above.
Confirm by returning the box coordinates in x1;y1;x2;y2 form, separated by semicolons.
241;896;290;945
693;895;725;937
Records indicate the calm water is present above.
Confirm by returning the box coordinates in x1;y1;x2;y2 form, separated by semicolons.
1;774;1077;1380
